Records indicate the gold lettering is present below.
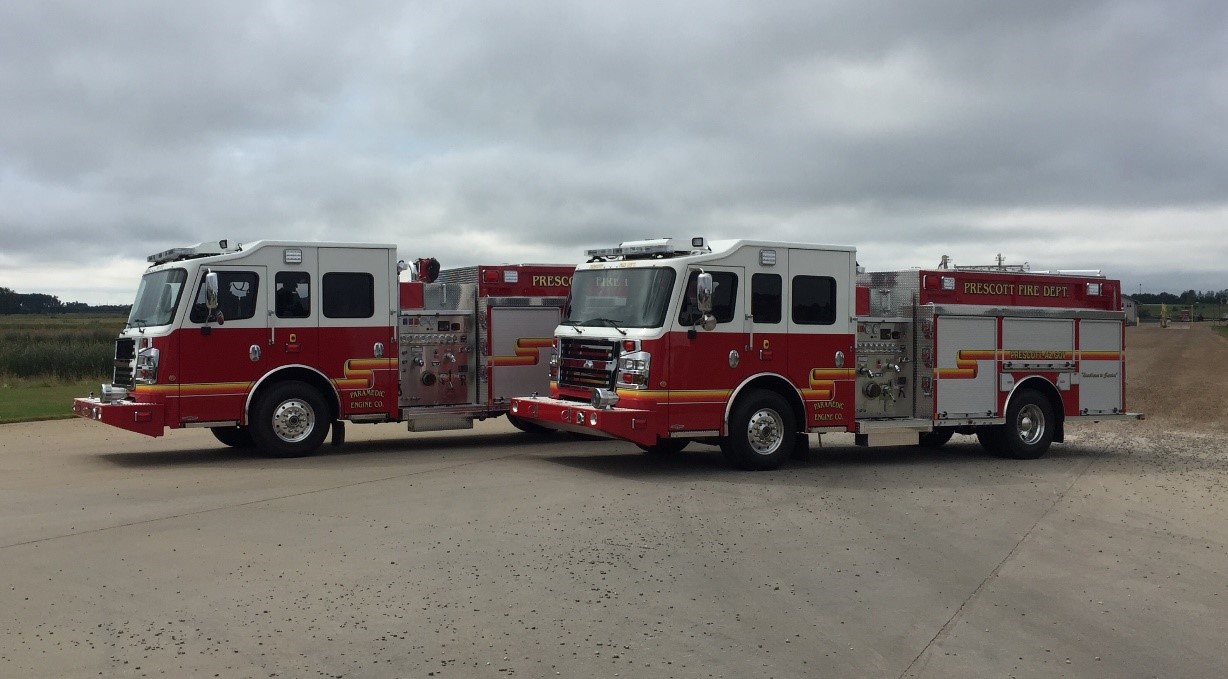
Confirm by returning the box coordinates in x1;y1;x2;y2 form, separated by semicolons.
964;281;1015;296
532;275;573;287
1011;350;1065;360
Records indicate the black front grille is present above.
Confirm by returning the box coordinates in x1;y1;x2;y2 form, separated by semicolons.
113;337;136;388
558;337;618;390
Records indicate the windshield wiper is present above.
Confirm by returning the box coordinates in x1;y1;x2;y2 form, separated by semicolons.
580;318;628;335
560;319;584;334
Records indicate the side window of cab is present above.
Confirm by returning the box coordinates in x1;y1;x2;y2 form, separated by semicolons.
275;271;311;318
679;271;739;326
190;271;260;323
791;275;837;325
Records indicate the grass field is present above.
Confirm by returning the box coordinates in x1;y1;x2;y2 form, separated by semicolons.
0;314;125;423
0;377;105;424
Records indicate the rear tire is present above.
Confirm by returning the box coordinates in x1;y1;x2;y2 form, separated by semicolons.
918;428;954;449
507;413;553;435
249;381;330;458
997;389;1055;459
721;390;795;471
975;426;1003;453
210;425;253;448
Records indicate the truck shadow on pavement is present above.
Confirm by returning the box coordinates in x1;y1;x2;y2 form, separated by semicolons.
96;431;1116;473
540;439;1116;486
95;430;575;468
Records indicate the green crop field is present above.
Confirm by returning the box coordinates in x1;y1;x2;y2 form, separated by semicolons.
0;314;125;423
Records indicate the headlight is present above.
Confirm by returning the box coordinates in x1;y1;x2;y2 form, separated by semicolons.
135;345;160;384
620;358;646;371
616;350;650;389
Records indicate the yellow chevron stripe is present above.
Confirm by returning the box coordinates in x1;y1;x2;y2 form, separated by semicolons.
1077;351;1122;361
935;350;996;379
937;349;1122;380
805;368;856;400
490;337;553;367
332;358;397;389
135;382;252;395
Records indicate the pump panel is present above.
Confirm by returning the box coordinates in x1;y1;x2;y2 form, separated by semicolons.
854;318;916;419
399;312;477;406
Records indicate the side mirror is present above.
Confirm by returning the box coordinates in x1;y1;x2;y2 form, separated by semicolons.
205;272;219;311
203;271;224;328
695;272;717;331
696;273;713;314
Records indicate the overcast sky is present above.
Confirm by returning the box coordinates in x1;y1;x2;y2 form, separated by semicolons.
2;0;1225;304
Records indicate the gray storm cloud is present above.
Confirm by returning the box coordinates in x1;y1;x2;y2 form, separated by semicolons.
1;0;1225;302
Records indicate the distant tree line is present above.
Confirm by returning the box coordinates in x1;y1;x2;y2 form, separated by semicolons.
1132;289;1228;305
0;287;130;315
2;284;1224;315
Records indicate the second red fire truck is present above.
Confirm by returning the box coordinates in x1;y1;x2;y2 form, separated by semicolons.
510;237;1140;469
73;240;572;456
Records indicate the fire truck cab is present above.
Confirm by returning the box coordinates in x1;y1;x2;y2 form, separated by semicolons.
510;237;1139;470
73;239;572;456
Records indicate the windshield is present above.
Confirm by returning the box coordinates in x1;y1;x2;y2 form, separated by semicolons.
563;267;677;329
127;268;188;327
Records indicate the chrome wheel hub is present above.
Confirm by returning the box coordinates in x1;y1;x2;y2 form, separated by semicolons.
746;408;785;455
271;399;314;443
1015;403;1045;445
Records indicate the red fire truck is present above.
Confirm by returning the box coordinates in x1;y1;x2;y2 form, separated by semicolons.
72;240;572;456
509;238;1141;470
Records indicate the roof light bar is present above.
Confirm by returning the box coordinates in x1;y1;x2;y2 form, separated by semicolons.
585;237;710;260
147;240;240;265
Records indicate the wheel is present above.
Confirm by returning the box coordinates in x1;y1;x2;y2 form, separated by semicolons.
507;413;554;435
917;428;954;449
975;426;1003;453
249;381;331;457
210;425;253;448
997;389;1055;459
720;390;796;471
637;438;689;456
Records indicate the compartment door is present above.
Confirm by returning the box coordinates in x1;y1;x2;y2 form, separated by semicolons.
488;306;560;403
934;315;998;418
786;248;856;431
318;247;397;418
1078;320;1124;415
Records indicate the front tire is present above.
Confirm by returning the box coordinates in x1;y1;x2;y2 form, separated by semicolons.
210;425;253;448
249;381;330;458
507;413;553;435
637;438;689;456
997;389;1055;459
721;390;796;471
